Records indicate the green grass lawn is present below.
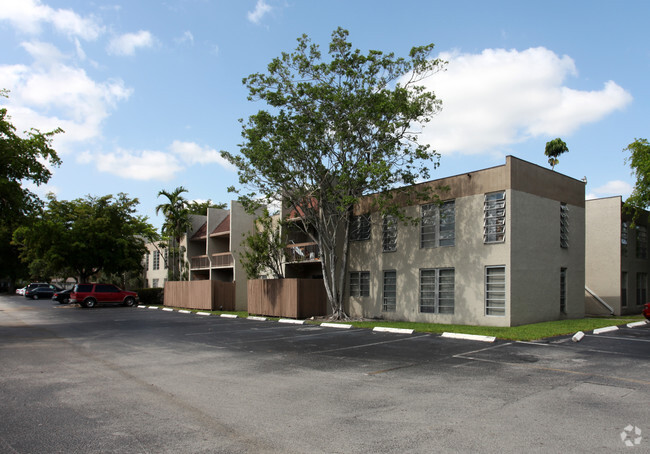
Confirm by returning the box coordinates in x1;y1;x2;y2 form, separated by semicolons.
318;316;645;341
154;305;645;341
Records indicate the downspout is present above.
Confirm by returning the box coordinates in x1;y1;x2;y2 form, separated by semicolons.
585;286;615;315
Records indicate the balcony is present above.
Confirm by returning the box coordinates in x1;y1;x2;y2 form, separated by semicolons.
211;252;234;268
285;242;320;263
190;253;234;270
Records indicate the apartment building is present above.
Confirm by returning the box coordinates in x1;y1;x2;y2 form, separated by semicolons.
142;242;168;288
585;197;650;315
182;201;257;311
345;156;586;327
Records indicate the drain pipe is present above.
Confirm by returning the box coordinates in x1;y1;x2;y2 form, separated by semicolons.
585;286;615;315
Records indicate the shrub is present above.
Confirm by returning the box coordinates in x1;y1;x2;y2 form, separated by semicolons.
135;288;164;305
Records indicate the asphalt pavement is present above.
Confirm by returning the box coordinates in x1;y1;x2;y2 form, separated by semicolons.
0;294;648;453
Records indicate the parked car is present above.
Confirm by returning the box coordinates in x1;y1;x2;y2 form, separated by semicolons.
70;283;139;308
52;288;73;304
15;287;26;295
24;284;62;300
643;303;650;321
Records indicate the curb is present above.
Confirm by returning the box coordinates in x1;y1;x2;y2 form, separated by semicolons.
627;320;648;328
196;311;211;316
593;325;619;334
321;322;353;329
279;319;305;325
441;332;496;343
373;327;414;334
220;314;238;319
179;310;191;314
147;306;158;310
572;331;585;342
247;316;267;321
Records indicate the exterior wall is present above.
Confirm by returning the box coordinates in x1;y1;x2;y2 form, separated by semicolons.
143;242;168;288
347;155;585;327
229;201;257;311
509;191;585;325
585;198;622;314
585;197;650;315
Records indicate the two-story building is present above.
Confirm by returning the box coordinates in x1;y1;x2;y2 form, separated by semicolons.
344;156;585;327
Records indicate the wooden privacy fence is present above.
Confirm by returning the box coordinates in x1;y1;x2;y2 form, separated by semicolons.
247;278;327;319
164;280;235;311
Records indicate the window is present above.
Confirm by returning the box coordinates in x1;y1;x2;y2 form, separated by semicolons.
560;268;567;313
636;226;647;259
621;222;628;256
144;252;149;270
420;201;455;248
349;271;370;297
350;214;371;241
96;284;119;292
164;251;168;269
419;268;455;314
484;192;506;243
152;278;159;288
382;215;397;252
621;272;628;307
153;251;160;270
382;271;396;312
485;266;506;316
560;203;569;248
636;273;647;306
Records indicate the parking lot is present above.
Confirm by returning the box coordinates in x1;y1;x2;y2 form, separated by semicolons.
1;294;648;453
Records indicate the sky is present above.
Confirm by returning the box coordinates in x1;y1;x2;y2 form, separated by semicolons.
1;0;648;230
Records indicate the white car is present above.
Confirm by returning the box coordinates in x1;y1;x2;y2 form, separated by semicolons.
15;287;26;295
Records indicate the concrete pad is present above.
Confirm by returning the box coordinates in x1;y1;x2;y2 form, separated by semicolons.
196;312;211;316
279;319;305;325
321;323;353;329
220;314;238;318
627;321;647;328
247;316;267;321
593;326;619;334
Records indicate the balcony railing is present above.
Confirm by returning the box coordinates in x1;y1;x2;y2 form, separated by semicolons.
212;252;234;268
285;242;320;263
190;255;210;269
190;253;234;270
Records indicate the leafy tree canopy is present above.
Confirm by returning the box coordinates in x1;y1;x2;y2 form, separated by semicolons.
240;209;286;280
0;89;63;287
13;193;156;283
187;199;228;216
623;138;650;222
222;28;445;317
544;137;569;170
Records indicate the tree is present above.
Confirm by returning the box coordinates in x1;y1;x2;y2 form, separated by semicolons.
156;186;192;280
187;199;227;216
13;193;155;283
544;138;569;170
0;89;63;289
240;209;286;279
222;28;445;318
623;138;650;222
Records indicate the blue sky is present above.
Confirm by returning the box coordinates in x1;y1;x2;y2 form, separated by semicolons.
1;0;648;229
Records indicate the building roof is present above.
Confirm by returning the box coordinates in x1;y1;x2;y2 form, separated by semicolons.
191;222;207;240
211;215;230;236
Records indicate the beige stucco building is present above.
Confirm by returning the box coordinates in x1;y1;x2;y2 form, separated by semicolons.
345;156;586;327
143;242;169;288
585;197;649;316
182;201;257;311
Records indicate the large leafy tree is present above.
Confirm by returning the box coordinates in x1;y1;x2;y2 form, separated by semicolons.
187;199;227;216
623;138;650;221
544;138;569;170
13;193;155;283
0;89;63;289
223;28;445;318
156;186;192;280
240;209;286;280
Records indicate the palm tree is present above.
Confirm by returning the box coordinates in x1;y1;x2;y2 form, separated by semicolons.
156;186;192;280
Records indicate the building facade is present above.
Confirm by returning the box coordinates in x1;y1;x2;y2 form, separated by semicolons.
585;197;650;315
183;201;257;311
143;242;168;288
346;156;585;327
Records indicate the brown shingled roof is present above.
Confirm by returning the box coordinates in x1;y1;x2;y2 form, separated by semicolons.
211;215;230;236
191;222;207;240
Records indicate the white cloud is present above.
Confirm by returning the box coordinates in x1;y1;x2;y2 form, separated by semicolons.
0;0;104;40
170;140;235;170
247;0;272;24
0;41;132;151
107;30;155;56
416;47;633;154
589;180;633;199
95;148;182;181
175;30;194;46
